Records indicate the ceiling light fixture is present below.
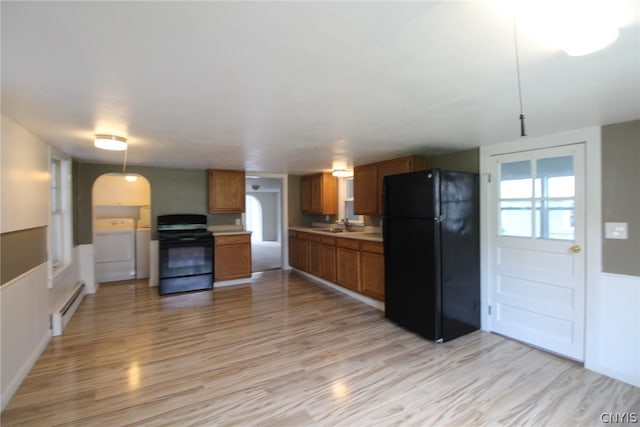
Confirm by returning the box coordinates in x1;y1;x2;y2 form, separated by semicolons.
94;134;127;151
124;175;138;182
332;169;353;178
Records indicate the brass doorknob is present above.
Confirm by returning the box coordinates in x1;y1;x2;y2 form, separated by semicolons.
570;244;582;253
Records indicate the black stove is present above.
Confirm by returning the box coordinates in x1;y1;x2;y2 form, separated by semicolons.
157;214;213;295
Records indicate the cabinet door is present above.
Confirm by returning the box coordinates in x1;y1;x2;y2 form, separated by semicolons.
297;232;309;271
307;239;322;277
209;170;246;213
310;175;323;213
215;235;251;281
320;242;336;282
319;173;338;215
353;164;378;216
300;176;312;214
361;248;384;301
336;247;360;292
289;234;299;269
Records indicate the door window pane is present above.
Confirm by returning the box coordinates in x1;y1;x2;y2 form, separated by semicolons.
545;199;575;240
537;156;574;197
500;161;532;198
499;200;532;237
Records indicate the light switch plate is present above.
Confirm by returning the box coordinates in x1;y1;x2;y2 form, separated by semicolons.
605;222;628;239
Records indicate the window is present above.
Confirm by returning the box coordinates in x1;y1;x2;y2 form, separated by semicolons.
498;156;575;240
50;151;72;278
339;177;363;223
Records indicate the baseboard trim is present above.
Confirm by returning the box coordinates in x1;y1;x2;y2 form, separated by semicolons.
292;268;384;311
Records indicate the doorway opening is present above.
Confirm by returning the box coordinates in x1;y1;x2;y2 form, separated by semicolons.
245;175;284;272
91;173;151;285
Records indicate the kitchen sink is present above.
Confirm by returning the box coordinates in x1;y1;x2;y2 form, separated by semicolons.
315;228;355;233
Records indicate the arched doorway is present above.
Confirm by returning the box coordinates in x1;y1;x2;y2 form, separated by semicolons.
92;173;151;284
245;176;284;272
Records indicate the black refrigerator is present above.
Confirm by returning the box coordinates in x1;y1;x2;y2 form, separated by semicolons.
382;169;480;343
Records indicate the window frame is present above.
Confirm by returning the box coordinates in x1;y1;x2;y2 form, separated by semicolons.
338;177;363;224
49;148;73;284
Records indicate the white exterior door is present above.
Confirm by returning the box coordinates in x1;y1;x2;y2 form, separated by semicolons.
489;143;585;361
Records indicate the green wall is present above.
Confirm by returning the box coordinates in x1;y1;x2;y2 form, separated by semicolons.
74;162;239;244
602;120;640;277
428;148;479;173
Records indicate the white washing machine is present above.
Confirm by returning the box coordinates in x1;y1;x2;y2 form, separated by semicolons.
94;218;136;283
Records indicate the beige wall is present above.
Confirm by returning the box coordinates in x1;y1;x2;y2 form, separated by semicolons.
0;114;80;409
601;120;640;277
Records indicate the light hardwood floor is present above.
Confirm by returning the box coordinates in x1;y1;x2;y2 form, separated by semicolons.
2;270;638;426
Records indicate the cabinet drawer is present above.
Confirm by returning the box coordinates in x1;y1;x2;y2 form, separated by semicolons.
289;230;298;238
215;234;250;246
336;238;360;250
360;241;383;254
297;232;309;241
309;234;322;243
321;236;336;246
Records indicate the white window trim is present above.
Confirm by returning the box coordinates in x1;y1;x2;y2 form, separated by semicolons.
49;148;73;285
337;177;364;225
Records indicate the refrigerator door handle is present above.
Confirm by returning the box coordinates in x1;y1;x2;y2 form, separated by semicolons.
434;216;444;222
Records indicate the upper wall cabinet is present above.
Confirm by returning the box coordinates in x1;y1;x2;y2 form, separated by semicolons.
354;155;427;216
300;173;337;215
208;169;246;213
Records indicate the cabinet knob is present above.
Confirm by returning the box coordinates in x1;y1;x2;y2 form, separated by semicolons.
570;244;582;254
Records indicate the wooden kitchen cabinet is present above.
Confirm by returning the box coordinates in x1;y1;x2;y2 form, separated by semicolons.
320;235;336;283
289;231;299;269
300;176;312;214
289;228;384;301
300;173;337;215
307;234;322;277
353;164;378;216
295;231;309;271
208;169;246;213
336;238;360;293
353;156;427;216
214;233;251;281
360;241;384;301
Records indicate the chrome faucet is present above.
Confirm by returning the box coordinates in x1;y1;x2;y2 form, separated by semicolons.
340;218;352;231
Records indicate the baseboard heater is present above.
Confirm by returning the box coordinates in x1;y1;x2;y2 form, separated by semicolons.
51;281;86;336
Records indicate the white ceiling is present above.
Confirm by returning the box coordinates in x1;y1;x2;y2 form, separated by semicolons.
2;1;639;175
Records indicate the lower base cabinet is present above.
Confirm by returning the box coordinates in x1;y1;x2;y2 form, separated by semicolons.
336;239;361;293
307;235;322;277
215;234;252;281
360;241;384;300
320;236;337;282
289;229;384;302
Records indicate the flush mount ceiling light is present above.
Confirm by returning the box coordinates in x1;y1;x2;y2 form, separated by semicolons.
124;175;138;182
502;0;622;56
94;134;127;151
332;169;353;178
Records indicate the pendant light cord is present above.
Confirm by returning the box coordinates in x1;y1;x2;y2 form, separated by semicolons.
513;16;526;136
123;147;128;173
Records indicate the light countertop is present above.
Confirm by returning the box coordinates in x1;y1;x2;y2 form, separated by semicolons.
289;226;382;242
207;225;251;237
